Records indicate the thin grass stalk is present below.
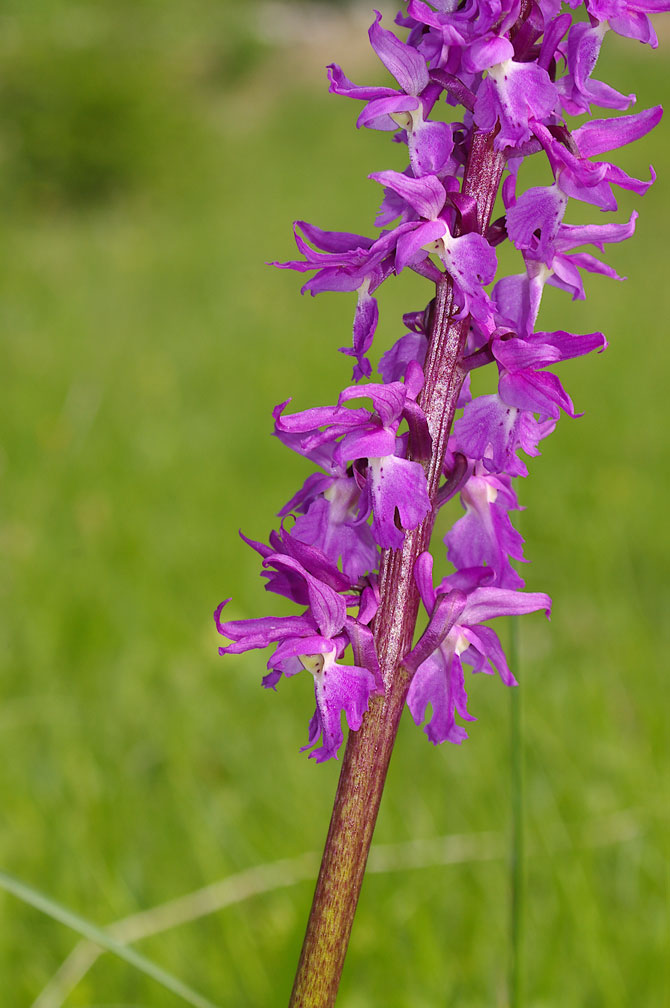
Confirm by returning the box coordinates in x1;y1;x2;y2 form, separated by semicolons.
508;615;523;1008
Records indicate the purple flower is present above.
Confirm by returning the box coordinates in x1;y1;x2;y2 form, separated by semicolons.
451;326;605;477
470;40;559;151
215;559;383;761
568;0;670;48
217;0;666;765
272;221;398;379
451;393;556;478
505;183;569;265
270;638;380;763
404;553;551;744
284;481;379;582
493;328;607;419
557;21;635;115
275;368;432;549
445;468;526;589
531;121;657;211
276;441;379;581
328;11;454;175
369;169;498;330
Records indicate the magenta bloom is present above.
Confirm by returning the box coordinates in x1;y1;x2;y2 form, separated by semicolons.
216;0;665;763
405;554;551;744
274;367;432;550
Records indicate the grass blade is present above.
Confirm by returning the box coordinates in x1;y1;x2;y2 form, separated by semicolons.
508;615;523;1008
0;870;220;1008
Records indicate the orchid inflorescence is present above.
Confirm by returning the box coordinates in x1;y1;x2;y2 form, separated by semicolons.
216;1;665;763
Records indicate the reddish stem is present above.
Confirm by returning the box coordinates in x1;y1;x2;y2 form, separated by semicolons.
288;131;505;1008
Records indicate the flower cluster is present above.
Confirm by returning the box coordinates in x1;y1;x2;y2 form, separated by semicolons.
216;1;664;761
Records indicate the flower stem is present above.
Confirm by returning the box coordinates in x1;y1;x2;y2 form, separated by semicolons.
288;130;505;1008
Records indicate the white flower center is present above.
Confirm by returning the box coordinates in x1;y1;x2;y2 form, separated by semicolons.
299;654;324;677
454;632;469;656
390;101;424;134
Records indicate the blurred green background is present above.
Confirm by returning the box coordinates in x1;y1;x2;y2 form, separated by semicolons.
1;1;669;1005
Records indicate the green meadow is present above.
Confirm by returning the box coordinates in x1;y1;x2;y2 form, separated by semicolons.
1;3;669;1005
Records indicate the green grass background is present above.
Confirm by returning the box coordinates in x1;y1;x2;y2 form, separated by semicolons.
1;2;668;1005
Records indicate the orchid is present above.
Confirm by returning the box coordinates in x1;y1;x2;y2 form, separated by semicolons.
215;2;667;1004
